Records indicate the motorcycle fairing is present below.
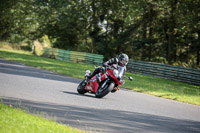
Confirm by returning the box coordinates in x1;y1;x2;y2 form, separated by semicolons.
96;72;109;83
84;68;122;93
84;75;99;92
106;69;122;86
84;71;110;93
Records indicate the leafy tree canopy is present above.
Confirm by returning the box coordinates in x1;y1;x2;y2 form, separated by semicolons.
0;0;199;68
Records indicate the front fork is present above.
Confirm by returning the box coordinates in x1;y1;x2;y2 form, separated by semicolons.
100;79;118;93
101;79;109;88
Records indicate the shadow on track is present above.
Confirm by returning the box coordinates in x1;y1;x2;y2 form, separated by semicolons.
1;97;200;133
0;59;81;84
62;91;95;98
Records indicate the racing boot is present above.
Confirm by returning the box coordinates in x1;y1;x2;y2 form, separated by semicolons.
85;72;95;84
84;70;91;84
111;87;118;93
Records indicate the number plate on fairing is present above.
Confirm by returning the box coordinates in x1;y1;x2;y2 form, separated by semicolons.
86;85;92;90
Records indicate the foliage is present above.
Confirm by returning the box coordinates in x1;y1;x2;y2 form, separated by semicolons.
0;0;199;68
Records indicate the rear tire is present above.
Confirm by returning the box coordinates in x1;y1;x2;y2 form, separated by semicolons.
77;80;87;94
95;82;114;98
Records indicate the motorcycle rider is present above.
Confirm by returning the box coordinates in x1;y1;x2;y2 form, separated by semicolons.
86;53;129;85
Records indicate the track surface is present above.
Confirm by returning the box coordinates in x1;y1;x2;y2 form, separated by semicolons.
0;59;200;133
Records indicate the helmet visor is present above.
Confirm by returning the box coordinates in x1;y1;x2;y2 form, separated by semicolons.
121;59;128;66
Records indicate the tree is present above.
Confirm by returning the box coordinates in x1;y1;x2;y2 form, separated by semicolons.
0;0;199;68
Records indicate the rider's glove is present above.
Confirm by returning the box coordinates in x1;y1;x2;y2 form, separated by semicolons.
97;67;106;73
102;67;106;72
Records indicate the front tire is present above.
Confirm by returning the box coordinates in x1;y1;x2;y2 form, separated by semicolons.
77;80;87;94
95;82;114;98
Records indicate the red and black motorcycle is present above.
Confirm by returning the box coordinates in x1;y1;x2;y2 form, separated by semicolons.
77;66;133;98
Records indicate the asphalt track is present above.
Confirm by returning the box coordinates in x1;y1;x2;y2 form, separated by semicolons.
0;58;200;133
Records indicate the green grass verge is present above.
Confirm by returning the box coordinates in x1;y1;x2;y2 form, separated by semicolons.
0;103;83;133
0;48;200;106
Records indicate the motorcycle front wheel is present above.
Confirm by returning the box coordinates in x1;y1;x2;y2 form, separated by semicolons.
95;82;114;98
77;80;87;94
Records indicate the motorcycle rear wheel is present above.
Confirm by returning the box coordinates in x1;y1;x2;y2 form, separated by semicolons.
77;80;87;94
95;82;114;98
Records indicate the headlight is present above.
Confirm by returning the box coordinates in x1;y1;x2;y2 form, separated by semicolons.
113;69;119;78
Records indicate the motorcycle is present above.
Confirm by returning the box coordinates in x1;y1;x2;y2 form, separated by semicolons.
77;65;133;98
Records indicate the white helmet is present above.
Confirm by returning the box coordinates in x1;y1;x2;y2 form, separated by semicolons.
118;53;129;66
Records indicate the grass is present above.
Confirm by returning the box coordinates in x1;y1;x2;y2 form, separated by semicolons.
123;73;200;105
0;48;93;79
0;103;84;133
0;48;200;106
